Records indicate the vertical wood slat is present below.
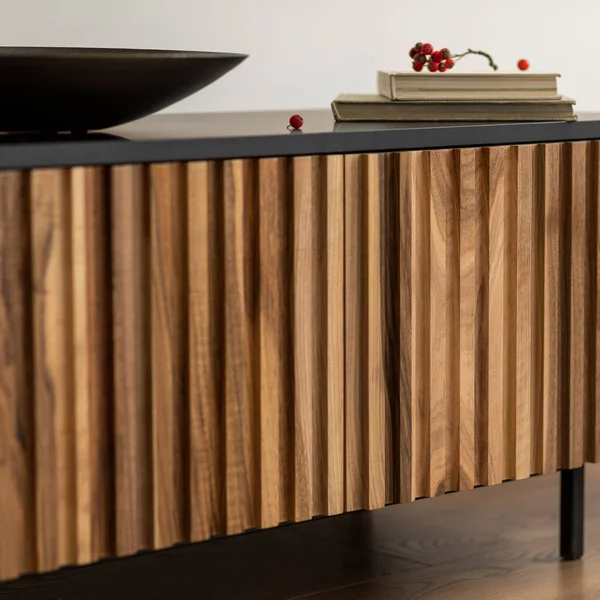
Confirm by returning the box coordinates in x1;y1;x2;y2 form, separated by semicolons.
71;168;112;564
515;145;538;480
429;150;460;496
188;162;223;541
487;146;518;484
474;149;490;488
344;154;365;511
0;172;35;580
223;160;259;534
366;154;386;510
594;142;600;464
344;154;386;510
542;144;562;474
111;165;152;555
258;158;291;528
569;143;588;469
293;156;326;521
458;148;476;492
325;156;345;516
399;151;431;503
31;169;76;571
487;147;506;485
150;164;188;548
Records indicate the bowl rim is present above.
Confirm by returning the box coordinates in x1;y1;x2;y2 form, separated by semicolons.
0;46;248;60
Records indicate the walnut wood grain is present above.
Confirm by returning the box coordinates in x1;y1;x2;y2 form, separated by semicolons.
542;144;563;475
0;143;599;582
258;157;292;528
31;169;77;572
223;160;259;535
110;165;152;556
0;171;35;580
515;145;538;480
399;151;431;503
568;143;589;469
325;155;345;516
187;161;223;541
71;168;112;564
293;156;326;521
458;148;476;492
150;163;188;548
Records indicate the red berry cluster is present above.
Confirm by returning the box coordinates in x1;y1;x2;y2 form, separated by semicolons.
410;42;455;73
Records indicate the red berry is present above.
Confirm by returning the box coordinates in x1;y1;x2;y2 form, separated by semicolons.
445;58;455;69
413;61;424;72
438;62;447;72
518;59;530;71
440;48;451;59
422;43;434;55
428;61;439;72
431;51;443;63
415;53;427;64
289;114;303;129
409;47;418;58
415;42;423;50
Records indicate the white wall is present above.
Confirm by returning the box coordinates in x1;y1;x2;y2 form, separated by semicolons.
1;0;596;113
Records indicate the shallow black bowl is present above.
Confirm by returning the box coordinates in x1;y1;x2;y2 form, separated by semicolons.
0;47;247;133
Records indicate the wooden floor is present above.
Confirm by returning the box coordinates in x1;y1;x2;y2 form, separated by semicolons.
2;465;600;599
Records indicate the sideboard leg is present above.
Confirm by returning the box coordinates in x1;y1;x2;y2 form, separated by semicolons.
560;466;584;560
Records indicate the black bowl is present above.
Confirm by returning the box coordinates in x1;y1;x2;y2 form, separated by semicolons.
0;47;247;132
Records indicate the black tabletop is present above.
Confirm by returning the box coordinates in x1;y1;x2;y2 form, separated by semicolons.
1;109;600;170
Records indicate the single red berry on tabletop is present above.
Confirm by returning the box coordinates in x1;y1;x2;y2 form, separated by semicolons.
518;59;530;71
431;51;443;63
445;58;455;69
413;61;424;72
428;61;439;72
438;62;447;72
440;48;451;59
422;43;434;55
409;47;418;58
415;53;427;64
289;114;303;129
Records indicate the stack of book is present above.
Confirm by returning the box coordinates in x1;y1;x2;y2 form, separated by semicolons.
332;71;577;122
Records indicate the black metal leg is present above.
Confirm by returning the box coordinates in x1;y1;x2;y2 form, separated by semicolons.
560;466;584;560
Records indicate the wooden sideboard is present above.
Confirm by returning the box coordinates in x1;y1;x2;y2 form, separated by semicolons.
1;112;599;582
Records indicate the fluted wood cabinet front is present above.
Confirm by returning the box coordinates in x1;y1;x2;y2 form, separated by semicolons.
0;142;598;581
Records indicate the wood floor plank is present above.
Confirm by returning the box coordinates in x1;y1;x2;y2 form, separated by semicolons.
150;163;188;548
325;155;345;516
0;171;35;580
223;160;259;534
111;165;152;556
71;168;112;564
293;156;326;521
31;169;76;571
569;142;588;469
258;158;291;527
188;161;223;541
